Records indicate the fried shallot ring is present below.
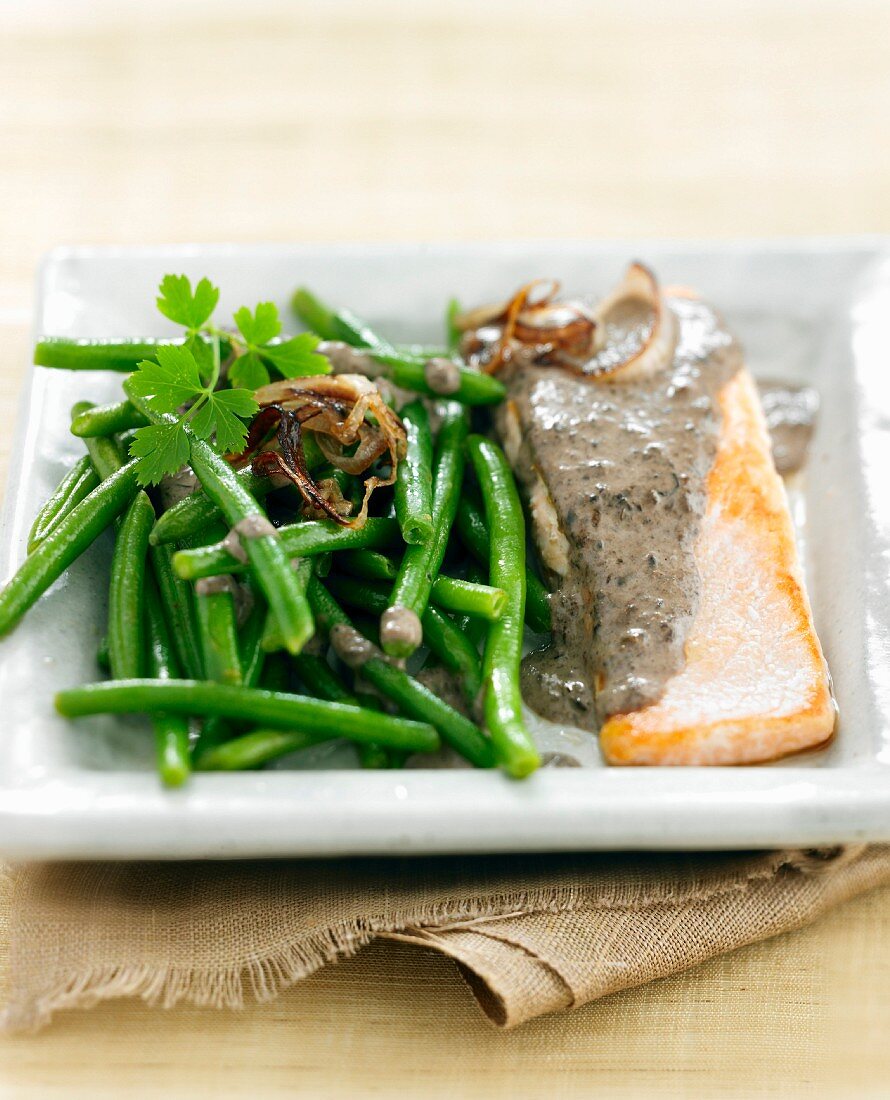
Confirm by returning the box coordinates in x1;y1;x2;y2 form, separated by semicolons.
584;262;677;380
459;263;676;382
245;374;406;528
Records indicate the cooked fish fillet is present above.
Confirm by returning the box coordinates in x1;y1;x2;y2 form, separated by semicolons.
599;367;836;765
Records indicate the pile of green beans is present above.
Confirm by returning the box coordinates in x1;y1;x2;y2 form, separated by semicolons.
8;286;558;784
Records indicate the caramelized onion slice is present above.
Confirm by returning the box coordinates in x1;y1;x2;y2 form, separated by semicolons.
458;280;597;373
250;412;349;527
245;375;406;529
453;299;511;334
460;263;677;382
584;262;677;381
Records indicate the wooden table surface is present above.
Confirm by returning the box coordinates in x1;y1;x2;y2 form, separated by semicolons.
1;2;889;1096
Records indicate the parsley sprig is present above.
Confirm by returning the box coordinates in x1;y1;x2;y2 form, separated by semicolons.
127;274;329;486
128;342;257;486
231;302;329;388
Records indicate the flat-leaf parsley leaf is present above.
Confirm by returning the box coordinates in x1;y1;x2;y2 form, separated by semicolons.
129;422;191;486
234;302;281;347
229;349;270;390
127;344;204;413
263;333;329;379
230;302;330;388
156;274;220;330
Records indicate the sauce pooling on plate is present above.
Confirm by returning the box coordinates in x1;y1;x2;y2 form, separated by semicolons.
757;380;819;476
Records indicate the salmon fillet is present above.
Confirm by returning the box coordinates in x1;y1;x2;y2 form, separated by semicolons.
599;367;836;765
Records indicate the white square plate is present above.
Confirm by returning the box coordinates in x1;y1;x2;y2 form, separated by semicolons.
1;241;889;859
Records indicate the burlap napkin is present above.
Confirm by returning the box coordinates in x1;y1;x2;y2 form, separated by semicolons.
3;845;889;1032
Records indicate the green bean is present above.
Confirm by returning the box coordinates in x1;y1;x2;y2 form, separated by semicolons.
393;399;433;545
382;403;467;657
445;297;462;354
455;496;551;634
71;400;148;438
291;648;391;767
70;401;127;480
350;611;381;648
336;549;397;582
354;690;383;712
55;680;440;755
260;613;286;652
188;518;242;690
84;435;126;481
456;561;489;649
197;728;331;771
290;288;338;339
190;716;226;759
292;651;356;704
382;355;505;407
202;641;290;758
108;491;155;679
291;289;506;406
149;433;324;547
295;428;328;471
28;455;99;552
239;603;268;688
467;436;540;778
336;549;504;620
195;584;242;685
325;576;396;616
259;560;312;652
430;575;505;621
126;382;316;656
150;544;205;681
422;604;483;701
312;552;332;578
260;651;290;692
285;432;337;485
0;460;140;636
327;575;483;702
350;692;393;767
145;582;191;787
34;334;232;373
357;743;391;769
153;712;192;785
308;578;494;768
171;517;400;581
192;603;267;759
150;470;275;546
396;344;449;359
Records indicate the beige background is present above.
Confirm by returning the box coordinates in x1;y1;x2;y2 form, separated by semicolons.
1;1;889;1095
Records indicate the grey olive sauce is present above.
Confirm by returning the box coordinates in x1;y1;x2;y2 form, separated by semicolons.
498;295;742;727
757;381;819;475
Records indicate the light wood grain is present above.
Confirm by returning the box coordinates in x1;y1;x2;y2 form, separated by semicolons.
1;1;890;1095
